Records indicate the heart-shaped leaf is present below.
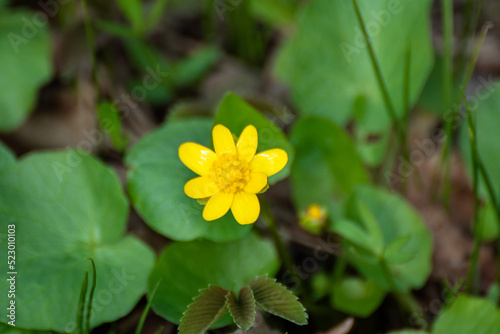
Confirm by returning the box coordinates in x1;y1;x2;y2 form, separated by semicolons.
178;286;230;334
148;233;279;327
341;186;433;292
227;286;256;331
248;277;308;325
275;0;433;132
432;295;500;334
0;9;52;132
214;93;294;185
0;151;155;332
290;116;369;220
126;118;252;241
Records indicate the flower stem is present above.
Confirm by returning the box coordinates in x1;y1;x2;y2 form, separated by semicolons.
84;258;97;333
136;280;161;334
260;200;300;291
351;0;406;152
380;259;428;330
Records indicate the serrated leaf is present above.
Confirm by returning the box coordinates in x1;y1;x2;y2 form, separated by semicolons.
227;286;256;331
179;286;230;334
248;277;308;325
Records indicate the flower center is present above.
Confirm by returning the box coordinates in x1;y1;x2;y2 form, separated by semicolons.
210;153;250;193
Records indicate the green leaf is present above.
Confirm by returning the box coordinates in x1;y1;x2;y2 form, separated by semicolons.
341;186;433;292
478;203;499;241
214;93;294;184
171;46;221;87
178;286;230;334
250;0;297;27
227;286;256;331
0;151;155;331
0;9;52;132
116;0;144;32
331;276;386;317
97;102;128;151
432;295;500;334
148;233;279;327
388;331;429;334
0;141;15;170
125;118;252;241
0;324;46;334
248;277;308;325
275;0;433;133
459;83;500;238
384;235;414;264
486;283;500;306
290;116;369;220
331;219;378;257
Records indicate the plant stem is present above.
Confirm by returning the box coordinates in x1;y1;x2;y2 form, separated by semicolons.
77;271;89;334
464;100;481;294
380;259;428;330
81;0;98;89
440;0;454;203
84;258;97;333
260;200;300;291
136;280;161;334
461;24;492;294
401;47;412;193
351;0;406;150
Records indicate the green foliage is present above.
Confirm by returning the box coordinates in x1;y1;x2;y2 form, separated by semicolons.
178;286;229;334
97;102;128;151
0;324;45;334
115;0;144;33
0;141;15;170
248;277;308;325
432;295;500;334
126;118;252;241
459;83;500;240
291;116;369;220
227;286;256;331
148;233;279;326
214;93;294;184
250;0;297;27
275;0;433;128
331;276;386;317
333;186;433;292
0;9;52;132
0;151;155;331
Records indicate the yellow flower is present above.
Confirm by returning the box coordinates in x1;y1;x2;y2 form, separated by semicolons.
178;124;288;225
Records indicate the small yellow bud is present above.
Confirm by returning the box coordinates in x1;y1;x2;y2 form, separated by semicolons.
300;204;327;235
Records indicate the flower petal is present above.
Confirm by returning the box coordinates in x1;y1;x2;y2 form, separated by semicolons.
244;172;267;194
231;192;260;225
213;124;236;155
179;142;217;176
184;176;220;199
203;191;234;221
250;149;288;177
236;125;258;162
